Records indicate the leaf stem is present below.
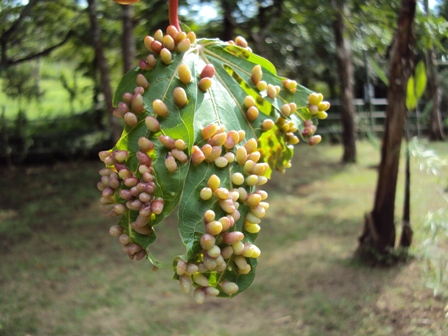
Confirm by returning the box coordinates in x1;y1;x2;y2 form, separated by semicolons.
169;0;181;31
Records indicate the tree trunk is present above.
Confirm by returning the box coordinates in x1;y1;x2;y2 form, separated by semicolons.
331;0;357;164
87;0;121;142
400;120;413;248
121;4;135;73
426;48;445;141
221;0;235;42
357;0;417;262
424;0;445;141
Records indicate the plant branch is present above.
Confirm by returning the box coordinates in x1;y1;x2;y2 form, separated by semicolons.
2;31;74;69
169;0;180;31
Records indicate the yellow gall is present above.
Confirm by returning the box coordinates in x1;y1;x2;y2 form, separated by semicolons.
231;172;244;185
178;64;192;84
208;132;227;147
144;35;154;52
174;31;186;44
224;152;235;162
246;193;262;207
215;187;230;200
163;35;175;51
207;174;220;191
237;130;246;143
256;80;267;91
173;87;187;107
186;31;196;43
201;144;213;158
235;36;248;48
204;209;216;223
160;48;173;64
253;162;268;176
207;146;222;162
201;123;218;140
246;175;259;186
267;84;277;99
206;220;222;236
200;187;213;200
224;130;239;149
317;111;328;120
318;101;331;111
177;38;191;53
165;154;178;172
244;138;258;154
281;104;291;117
289;102;297;114
243;160;256;174
251;65;262;84
214;156;229;168
136;74;149;90
309;105;319;114
199;77;212;92
191;145;205;165
236;146;248;166
145;116;160;133
153;99;169;117
244;95;256;109
124;112;138;126
172;149;188;163
283;79;297;91
154;29;163;42
166;25;179;39
261;119;274;131
146;54;157;68
308;92;323;106
245;222;261;233
308;135;322;146
220;281;239;295
247;151;261;162
257;176;268;185
247;106;259;121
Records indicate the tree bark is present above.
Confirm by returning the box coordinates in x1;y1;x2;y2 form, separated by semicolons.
331;0;357;164
121;4;136;73
424;0;445;141
357;0;417;261
221;0;235;42
426;48;445;141
87;0;121;142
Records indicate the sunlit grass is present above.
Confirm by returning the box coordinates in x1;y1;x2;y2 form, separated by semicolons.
0;141;447;336
0;60;94;120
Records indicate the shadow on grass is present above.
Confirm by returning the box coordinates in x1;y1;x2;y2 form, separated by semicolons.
1;143;446;336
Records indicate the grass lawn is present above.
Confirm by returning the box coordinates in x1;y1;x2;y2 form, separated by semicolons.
0;61;94;120
0;141;447;336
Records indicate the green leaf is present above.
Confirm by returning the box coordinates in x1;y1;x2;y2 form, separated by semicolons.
406;75;417;111
369;58;389;87
99;36;322;299
414;60;427;100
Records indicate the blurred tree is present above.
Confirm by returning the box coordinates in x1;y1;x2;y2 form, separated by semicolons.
357;0;417;262
87;0;120;141
331;0;356;163
0;0;77;71
422;0;446;141
121;3;136;73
